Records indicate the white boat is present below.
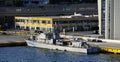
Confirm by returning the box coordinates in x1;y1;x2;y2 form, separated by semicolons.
25;33;99;54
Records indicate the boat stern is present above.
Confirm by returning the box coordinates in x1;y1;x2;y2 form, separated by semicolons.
87;47;99;54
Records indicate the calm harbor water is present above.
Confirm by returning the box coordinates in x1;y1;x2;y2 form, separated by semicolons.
0;46;120;62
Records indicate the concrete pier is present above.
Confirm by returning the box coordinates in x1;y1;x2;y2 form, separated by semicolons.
0;36;28;47
87;42;120;54
1;34;120;54
60;34;120;54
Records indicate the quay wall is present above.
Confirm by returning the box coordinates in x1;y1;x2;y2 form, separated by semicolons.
60;35;120;43
0;36;27;47
60;35;120;54
0;42;26;47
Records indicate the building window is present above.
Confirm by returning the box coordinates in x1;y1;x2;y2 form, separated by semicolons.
33;20;37;23
31;27;35;30
79;20;83;23
20;26;24;30
31;1;39;4
16;19;19;22
38;20;41;24
41;27;46;31
20;19;25;22
47;21;51;24
25;20;28;23
42;20;46;24
36;27;40;30
31;20;34;24
26;26;29;31
35;20;39;24
28;20;31;23
24;1;29;4
16;25;20;29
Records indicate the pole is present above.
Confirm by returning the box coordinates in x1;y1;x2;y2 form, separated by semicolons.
73;27;74;32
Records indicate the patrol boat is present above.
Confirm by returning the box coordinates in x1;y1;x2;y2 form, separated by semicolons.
25;32;99;54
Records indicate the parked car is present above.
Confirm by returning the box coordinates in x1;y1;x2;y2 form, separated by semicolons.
92;39;102;42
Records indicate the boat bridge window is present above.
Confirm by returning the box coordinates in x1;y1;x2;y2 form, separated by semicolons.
63;41;70;46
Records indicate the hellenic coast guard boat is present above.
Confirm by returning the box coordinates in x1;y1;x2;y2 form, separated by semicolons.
25;32;99;54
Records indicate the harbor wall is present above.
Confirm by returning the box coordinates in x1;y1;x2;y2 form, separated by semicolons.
60;35;120;44
0;42;26;47
0;36;27;47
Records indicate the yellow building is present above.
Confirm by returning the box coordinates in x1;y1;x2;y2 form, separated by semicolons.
15;16;98;32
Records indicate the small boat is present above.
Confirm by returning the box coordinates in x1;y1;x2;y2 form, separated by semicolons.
25;32;99;54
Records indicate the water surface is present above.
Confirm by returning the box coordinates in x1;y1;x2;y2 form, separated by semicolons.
0;46;120;62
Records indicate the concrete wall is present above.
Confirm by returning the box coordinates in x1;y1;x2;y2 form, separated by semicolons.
105;0;110;39
110;0;114;39
98;0;102;35
113;0;120;40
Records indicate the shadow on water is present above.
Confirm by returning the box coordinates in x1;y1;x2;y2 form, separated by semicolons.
0;46;120;62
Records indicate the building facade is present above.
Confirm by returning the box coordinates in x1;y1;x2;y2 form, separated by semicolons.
21;0;49;7
0;0;97;7
15;16;98;33
0;0;49;7
0;1;97;30
98;0;120;40
98;0;105;36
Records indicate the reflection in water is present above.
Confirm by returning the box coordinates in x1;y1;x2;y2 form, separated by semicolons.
0;46;120;62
